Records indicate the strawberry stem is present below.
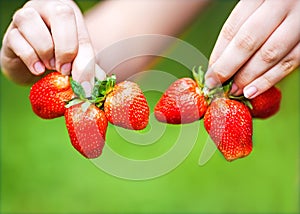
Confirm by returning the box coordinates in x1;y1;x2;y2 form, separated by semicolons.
70;78;86;99
222;79;233;96
229;95;253;109
191;65;254;109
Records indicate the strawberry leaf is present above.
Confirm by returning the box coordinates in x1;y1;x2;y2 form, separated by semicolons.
244;99;253;110
105;74;116;94
81;101;91;112
99;81;108;96
89;74;116;108
70;78;86;99
94;97;105;103
222;79;233;95
228;95;253;109
92;79;103;99
65;99;84;108
192;66;205;88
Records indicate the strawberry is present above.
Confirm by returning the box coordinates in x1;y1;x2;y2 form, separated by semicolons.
104;81;149;130
154;66;208;124
204;97;253;161
249;86;282;119
64;74;149;158
65;102;108;159
29;72;74;119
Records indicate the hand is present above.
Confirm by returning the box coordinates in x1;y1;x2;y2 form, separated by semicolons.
205;0;300;99
1;0;104;94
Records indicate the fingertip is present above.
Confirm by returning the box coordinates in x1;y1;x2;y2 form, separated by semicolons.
60;62;72;75
81;81;92;97
49;57;56;70
33;61;45;75
95;64;106;81
204;66;222;89
205;77;218;89
44;57;55;71
230;83;239;94
243;85;258;99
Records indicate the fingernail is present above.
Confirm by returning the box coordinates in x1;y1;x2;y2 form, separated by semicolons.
205;77;217;89
230;83;239;94
81;81;92;97
244;86;258;99
50;58;55;70
33;61;45;74
61;63;71;75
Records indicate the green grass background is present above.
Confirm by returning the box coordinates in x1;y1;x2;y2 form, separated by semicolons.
0;1;299;213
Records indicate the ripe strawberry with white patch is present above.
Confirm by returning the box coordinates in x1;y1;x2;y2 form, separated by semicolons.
204;97;253;161
64;75;149;158
29;72;74;119
65;102;108;159
104;81;149;130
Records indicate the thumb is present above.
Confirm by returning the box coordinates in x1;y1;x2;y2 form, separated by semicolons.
71;43;95;97
63;1;95;96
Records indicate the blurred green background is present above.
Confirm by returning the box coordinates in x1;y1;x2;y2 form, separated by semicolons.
0;1;299;213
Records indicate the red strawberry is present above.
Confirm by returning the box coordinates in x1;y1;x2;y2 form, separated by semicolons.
155;78;208;124
154;67;208;124
249;86;282;119
104;81;149;130
204;98;253;161
65;102;108;159
29;72;74;119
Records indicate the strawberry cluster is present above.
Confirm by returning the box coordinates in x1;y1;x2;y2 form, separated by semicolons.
154;66;282;161
29;67;281;162
29;72;149;158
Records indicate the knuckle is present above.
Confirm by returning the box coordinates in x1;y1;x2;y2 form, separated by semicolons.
234;33;256;52
22;49;37;62
23;1;35;8
280;57;295;73
221;23;236;41
214;69;229;82
78;37;91;46
56;46;78;61
6;29;19;47
235;72;249;86
13;7;37;25
260;45;280;64
53;4;74;17
7;28;18;39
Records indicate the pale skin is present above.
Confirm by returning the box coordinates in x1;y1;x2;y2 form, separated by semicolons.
1;0;299;99
206;0;300;98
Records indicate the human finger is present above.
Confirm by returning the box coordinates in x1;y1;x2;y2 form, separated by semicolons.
12;7;54;70
209;0;264;66
232;4;300;95
95;64;107;81
205;0;290;88
243;42;300;99
6;28;45;75
24;1;78;75
65;0;96;88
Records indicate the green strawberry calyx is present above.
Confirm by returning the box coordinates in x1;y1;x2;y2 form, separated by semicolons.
192;65;215;104
192;65;205;89
66;74;116;110
192;65;253;109
192;65;223;104
211;78;253;109
222;79;253;109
